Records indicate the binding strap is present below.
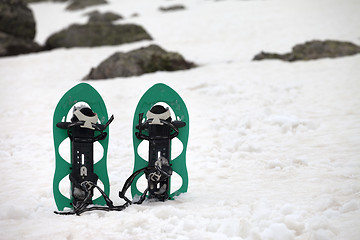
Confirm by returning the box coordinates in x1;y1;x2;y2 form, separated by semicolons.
119;167;149;205
54;181;128;215
55;114;122;215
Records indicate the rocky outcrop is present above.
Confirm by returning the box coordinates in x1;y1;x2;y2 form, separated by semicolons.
83;44;196;80
23;0;68;3
45;23;152;49
86;10;123;23
253;40;360;62
0;0;41;57
66;0;107;11
0;0;36;39
159;5;186;12
0;32;41;57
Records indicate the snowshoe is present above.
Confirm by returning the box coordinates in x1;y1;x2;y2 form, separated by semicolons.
53;83;125;215
119;83;189;204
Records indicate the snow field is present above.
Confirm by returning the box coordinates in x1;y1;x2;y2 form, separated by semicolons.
1;0;360;239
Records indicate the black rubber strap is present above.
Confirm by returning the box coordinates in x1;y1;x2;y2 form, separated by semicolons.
54;181;128;216
119;167;149;204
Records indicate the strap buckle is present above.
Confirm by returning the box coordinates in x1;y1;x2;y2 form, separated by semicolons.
149;172;162;182
80;181;94;192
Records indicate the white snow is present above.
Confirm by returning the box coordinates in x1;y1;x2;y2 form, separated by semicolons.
1;0;360;239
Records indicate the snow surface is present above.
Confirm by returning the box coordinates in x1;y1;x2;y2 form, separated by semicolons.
1;0;360;239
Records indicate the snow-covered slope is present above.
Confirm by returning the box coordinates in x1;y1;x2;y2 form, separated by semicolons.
0;0;360;239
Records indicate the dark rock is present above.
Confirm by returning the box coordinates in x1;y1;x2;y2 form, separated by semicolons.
253;40;360;62
86;10;123;23
45;23;152;49
290;40;360;61
23;0;68;3
0;32;41;57
159;5;186;12
66;0;107;11
22;0;46;2
253;51;291;61
0;0;41;57
83;44;196;80
0;0;36;40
